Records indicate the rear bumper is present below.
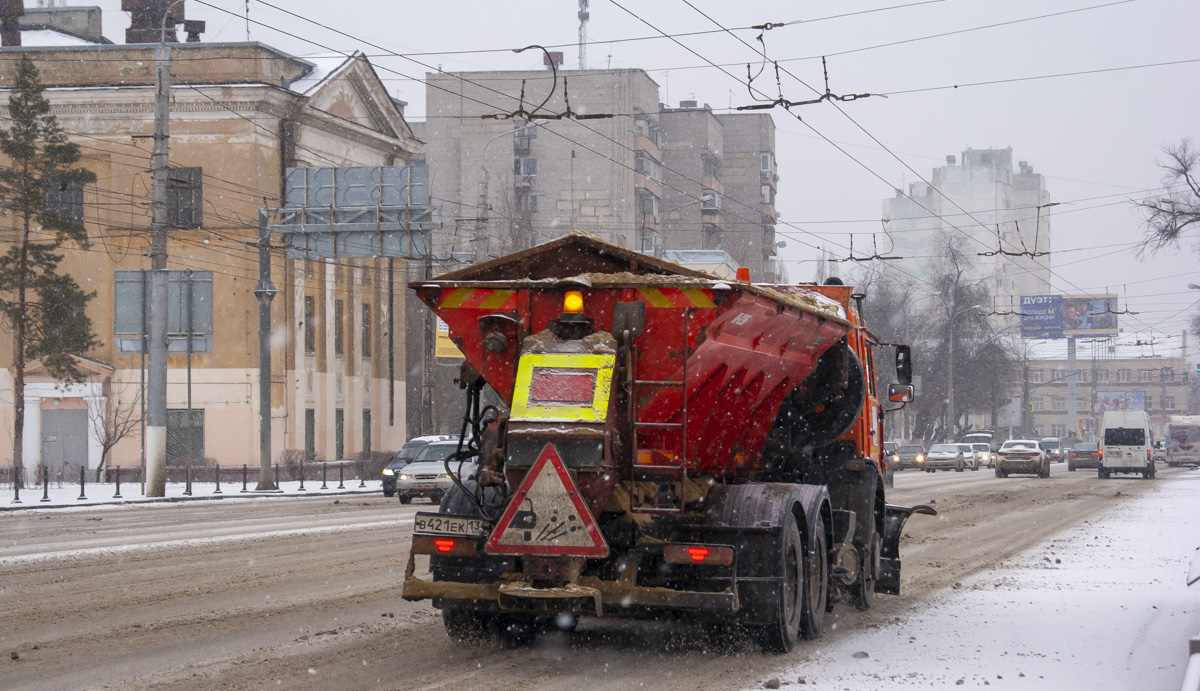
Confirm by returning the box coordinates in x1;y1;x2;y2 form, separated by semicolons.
400;553;738;616
998;458;1041;473
1068;457;1100;468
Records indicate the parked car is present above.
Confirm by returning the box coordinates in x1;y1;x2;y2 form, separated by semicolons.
925;443;966;472
956;443;981;470
382;434;457;497
393;438;473;504
1067;442;1100;471
971;442;997;469
1040;437;1064;463
896;444;926;470
996;439;1049;478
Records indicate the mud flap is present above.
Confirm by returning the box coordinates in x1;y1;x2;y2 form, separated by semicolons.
876;503;936;595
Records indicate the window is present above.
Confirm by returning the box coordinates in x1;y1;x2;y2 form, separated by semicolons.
1146;396;1153;410
362;410;372;456
166;409;204;462
514;119;537;139
167;167;203;228
1077;370;1089;384
1077;398;1089;411
334;300;344;356
515;188;538;213
760;184;775;206
1162;367;1176;382
1163;395;1176;409
335;408;344;459
636;190;659;222
304;408;315;458
513;157;537;177
1096;370;1110;383
1117;369;1131;383
633;117;662;147
1031;397;1045;412
1138;369;1152;382
361;303;372;358
760;152;773;172
634;151;663;183
304;296;315;353
1051;424;1066;438
45;173;84;224
114;270;212;353
1030;370;1044;384
701;189;721;210
1052;397;1066;411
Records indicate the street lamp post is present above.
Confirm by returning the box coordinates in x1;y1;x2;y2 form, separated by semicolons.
946;304;984;439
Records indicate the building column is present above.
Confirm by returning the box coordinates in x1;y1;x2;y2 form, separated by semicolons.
21;393;41;485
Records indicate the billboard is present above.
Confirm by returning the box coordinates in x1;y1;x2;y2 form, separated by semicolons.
1095;390;1145;413
1020;294;1118;338
1020;294;1063;338
1063;294;1118;335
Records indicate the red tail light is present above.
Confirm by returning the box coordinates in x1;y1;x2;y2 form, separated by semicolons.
412;534;478;557
663;544;734;566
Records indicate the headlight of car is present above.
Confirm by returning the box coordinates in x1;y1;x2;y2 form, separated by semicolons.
442;473;453;479
398;474;411;480
916;455;925;462
382;468;394;476
891;454;900;463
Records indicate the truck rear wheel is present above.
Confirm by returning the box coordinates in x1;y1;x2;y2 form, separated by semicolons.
801;512;828;638
755;512;805;653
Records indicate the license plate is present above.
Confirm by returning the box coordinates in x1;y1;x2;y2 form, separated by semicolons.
414;512;488;538
412;482;436;489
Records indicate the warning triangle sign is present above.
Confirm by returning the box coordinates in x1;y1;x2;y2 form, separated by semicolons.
485;443;609;558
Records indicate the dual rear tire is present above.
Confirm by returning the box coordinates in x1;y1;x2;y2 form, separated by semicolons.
756;510;828;652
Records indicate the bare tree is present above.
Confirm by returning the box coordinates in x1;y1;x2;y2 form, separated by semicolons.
87;382;142;482
1137;139;1200;254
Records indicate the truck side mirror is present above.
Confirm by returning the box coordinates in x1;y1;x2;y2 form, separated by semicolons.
888;383;914;403
895;345;912;385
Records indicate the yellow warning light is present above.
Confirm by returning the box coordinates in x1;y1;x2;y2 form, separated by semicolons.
563;290;585;314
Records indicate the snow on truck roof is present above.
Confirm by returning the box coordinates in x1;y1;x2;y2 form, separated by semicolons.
415;232;850;323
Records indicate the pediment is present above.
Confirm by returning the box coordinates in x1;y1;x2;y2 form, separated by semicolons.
300;54;409;141
19;354;114;381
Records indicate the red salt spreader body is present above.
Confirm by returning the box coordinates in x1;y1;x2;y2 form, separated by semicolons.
402;232;932;651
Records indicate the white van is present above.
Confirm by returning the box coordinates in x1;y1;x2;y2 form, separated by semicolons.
1099;410;1154;479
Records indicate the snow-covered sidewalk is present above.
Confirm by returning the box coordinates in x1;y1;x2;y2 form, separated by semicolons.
1;478;381;511
755;471;1200;690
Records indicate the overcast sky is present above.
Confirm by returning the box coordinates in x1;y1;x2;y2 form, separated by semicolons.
85;0;1200;351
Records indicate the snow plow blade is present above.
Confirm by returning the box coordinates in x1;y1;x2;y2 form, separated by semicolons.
877;503;937;595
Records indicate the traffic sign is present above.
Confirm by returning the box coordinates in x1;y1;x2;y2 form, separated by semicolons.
485;443;608;557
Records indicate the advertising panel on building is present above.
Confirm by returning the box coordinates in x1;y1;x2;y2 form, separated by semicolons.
1095;390;1145;413
1020;294;1063;338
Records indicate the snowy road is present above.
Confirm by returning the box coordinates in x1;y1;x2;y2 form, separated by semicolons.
0;464;1196;690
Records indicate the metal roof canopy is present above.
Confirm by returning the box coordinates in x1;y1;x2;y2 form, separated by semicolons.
270;165;435;259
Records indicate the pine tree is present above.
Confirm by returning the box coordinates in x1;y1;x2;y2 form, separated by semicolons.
0;55;98;488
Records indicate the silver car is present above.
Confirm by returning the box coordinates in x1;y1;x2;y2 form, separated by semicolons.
957;444;982;471
925;443;965;472
394;441;476;504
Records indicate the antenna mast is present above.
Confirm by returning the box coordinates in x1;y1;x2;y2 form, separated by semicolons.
577;0;589;69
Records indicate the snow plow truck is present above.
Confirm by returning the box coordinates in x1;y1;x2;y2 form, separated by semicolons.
401;232;933;651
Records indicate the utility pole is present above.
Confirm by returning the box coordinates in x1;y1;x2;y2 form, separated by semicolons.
254;210;277;489
1066;336;1077;441
1021;355;1032;436
145;12;178;497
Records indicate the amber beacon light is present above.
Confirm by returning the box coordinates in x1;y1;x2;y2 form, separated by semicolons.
563;290;585;314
